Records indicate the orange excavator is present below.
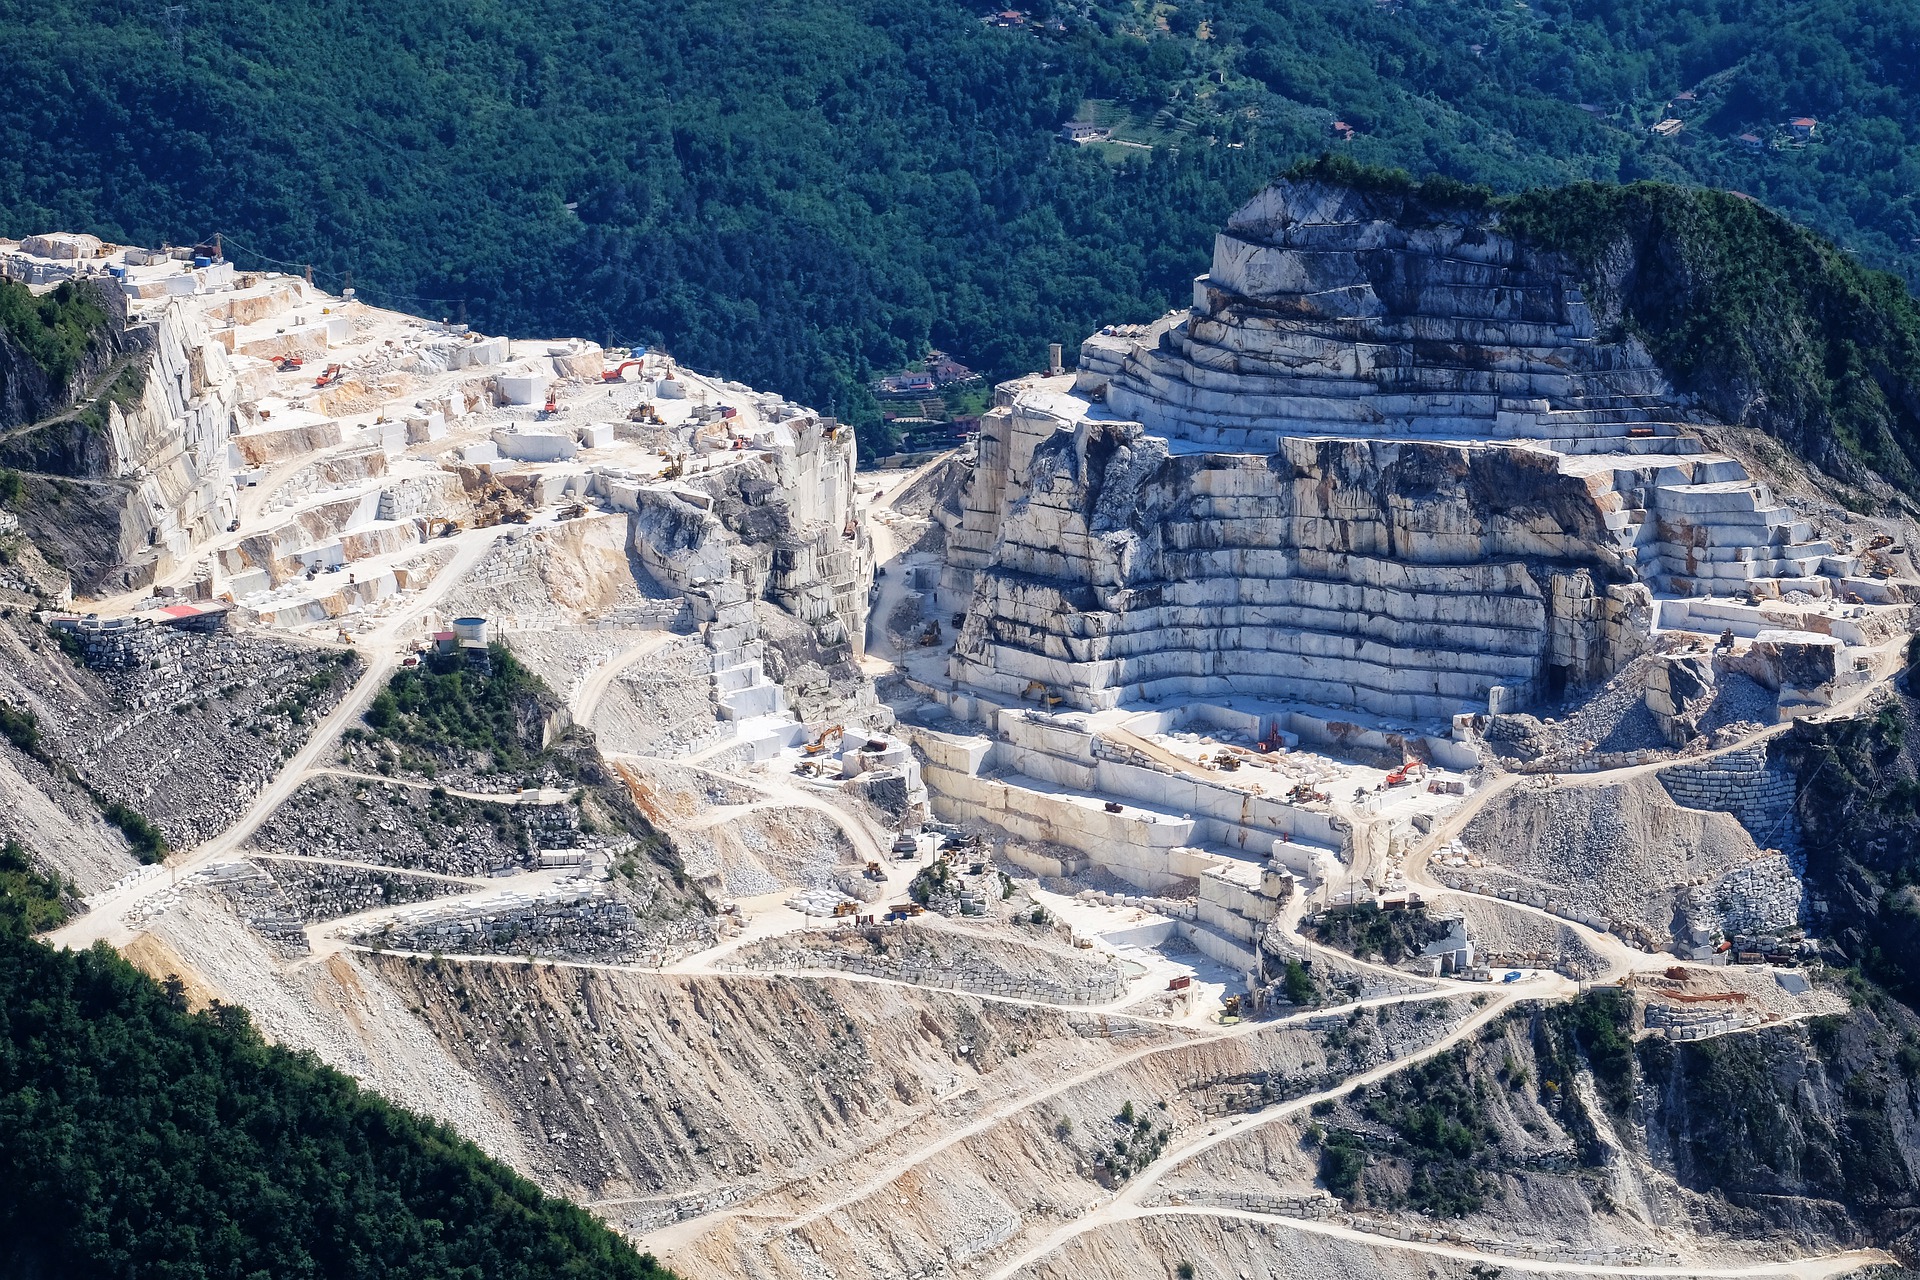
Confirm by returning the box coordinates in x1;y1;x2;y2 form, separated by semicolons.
601;358;646;383
803;725;845;756
541;390;559;417
313;363;344;388
269;354;305;372
1384;760;1426;788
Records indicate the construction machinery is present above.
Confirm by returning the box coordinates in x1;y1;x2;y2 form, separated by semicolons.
313;363;344;388
916;619;943;646
628;402;664;425
541;390;559;418
558;502;588;520
1021;679;1063;708
601;358;647;382
802;724;845;756
659;453;685;480
269;354;305;372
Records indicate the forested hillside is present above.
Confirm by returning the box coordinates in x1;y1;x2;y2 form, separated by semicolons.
0;898;678;1278
1;0;1914;451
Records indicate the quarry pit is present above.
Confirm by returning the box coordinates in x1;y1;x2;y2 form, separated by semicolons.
3;181;1914;1279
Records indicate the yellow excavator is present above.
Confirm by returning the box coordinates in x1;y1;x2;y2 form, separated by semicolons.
1022;679;1063;708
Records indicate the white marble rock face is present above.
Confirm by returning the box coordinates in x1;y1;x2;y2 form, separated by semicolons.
946;178;1848;722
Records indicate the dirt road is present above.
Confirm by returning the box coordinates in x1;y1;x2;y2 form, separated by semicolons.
52;524;516;950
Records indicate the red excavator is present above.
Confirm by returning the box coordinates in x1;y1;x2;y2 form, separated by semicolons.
313;363;344;388
601;358;646;383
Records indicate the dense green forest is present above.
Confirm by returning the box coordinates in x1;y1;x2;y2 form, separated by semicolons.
0;884;677;1277
0;0;1914;452
1502;179;1920;497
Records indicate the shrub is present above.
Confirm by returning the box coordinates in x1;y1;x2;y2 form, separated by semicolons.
102;802;165;863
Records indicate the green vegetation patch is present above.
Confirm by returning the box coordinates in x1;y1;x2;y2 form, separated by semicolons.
1529;987;1636;1164
1501;181;1920;500
908;859;952;906
72;359;146;439
264;652;353;725
0;928;677;1278
1095;1099;1171;1183
1312;1046;1499;1216
1280;956;1319;1006
0;838;68;935
1310;900;1453;964
362;644;562;778
101;801;166;864
0;279;111;389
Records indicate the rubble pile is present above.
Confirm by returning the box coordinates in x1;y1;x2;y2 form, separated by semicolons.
61;632;359;847
187;861;312;956
257;855;476;921
1454;774;1771;951
246;776;537;876
589;636;737;757
354;883;710;962
741;923;1127;1005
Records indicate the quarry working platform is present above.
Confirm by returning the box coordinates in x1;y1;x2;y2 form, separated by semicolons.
934;179;1911;727
889;177;1920;926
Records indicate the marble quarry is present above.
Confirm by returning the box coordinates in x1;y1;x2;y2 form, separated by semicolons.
13;240;881;774
941;178;1909;724
905;177;1917;935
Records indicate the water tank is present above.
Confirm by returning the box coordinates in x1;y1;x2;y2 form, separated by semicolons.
451;616;489;645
